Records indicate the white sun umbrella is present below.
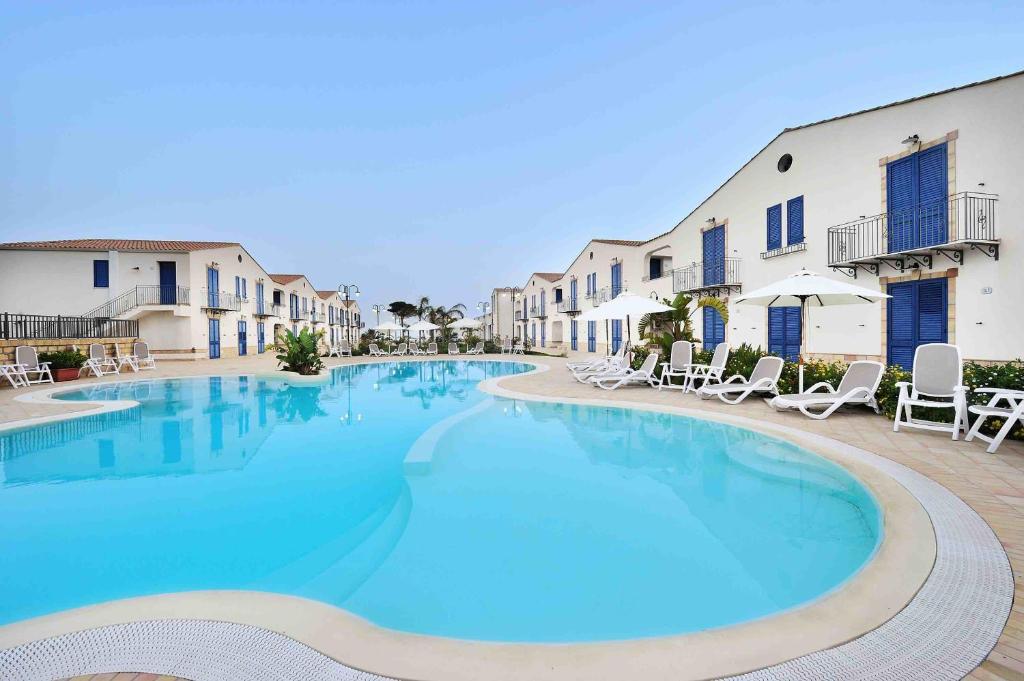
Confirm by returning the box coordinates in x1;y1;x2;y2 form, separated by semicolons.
374;320;406;345
448;318;481;329
579;291;673;353
407;319;440;341
734;268;890;391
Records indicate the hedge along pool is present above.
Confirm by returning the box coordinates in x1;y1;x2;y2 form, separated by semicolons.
0;360;881;642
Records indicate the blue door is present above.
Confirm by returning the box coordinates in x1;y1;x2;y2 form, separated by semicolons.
540;290;546;316
587;321;596;352
206;267;219;307
611;320;622;353
887;143;947;253
158;261;176;304
237;320;247;356
208;318;221;359
570;320;578;351
611;263;622;297
570;278;577;309
703;226;725;286
541;321;546;347
703;307;725;351
768;306;802;362
887;279;947;370
649;257;663;280
257;322;265;353
255;282;265;314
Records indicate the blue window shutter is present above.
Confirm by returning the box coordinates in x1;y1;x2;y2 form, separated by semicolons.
93;260;109;288
917;144;947;247
917;279;947;344
786;196;804;245
767;204;782;251
235;276;240;297
886;282;916;370
784;307;802;361
887;155;917;253
768;307;784;355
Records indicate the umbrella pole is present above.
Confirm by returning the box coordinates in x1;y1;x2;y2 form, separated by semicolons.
799;297;808;393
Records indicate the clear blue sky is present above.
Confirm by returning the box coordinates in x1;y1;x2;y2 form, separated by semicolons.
3;1;1022;320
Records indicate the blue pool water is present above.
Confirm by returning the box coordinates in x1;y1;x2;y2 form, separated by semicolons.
0;361;881;641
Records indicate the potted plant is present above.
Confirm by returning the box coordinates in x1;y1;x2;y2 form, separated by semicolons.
38;349;87;382
275;328;325;375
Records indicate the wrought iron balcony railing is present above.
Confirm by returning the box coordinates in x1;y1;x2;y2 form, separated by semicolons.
514;310;524;321
827;192;999;276
556;297;580;313
290;309;309;321
201;289;242;312
83;285;190;318
672;258;741;296
528;306;546;318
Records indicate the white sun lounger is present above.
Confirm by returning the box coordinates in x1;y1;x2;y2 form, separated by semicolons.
15;346;54;385
82;343;120;377
466;341;484;355
512;341;525;355
391;342;408;356
770;360;884;418
427;342;438;355
114;343;140;372
448;342;460;355
893;343;969;440
684;343;729;393
965;388;1024;453
698;356;784;404
589;352;660;391
500;338;513;355
368;343;385;357
574;352;629;383
339;340;353;357
133;342;157;370
569;344;626;374
657;341;694;391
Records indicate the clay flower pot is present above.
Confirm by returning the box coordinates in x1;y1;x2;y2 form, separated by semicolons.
53;368;80;382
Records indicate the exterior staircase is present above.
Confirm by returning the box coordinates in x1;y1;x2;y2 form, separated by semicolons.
83;285;191;319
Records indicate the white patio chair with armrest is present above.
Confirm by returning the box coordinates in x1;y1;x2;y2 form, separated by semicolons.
327;343;341;357
81;343;119;378
698;356;784;405
771;360;884;419
965;388;1024;453
500;338;513;355
427;342;438;355
684;343;729;393
512;341;525;355
1;363;28;388
133;342;157;370
339;340;353;357
893;343;969;440
657;341;693;391
14;346;54;385
448;342;461;355
589;352;661;391
114;344;139;372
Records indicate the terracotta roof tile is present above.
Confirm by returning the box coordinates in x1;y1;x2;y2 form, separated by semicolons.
269;274;304;285
0;238;240;252
534;272;563;282
316;290;338;299
592;239;644;247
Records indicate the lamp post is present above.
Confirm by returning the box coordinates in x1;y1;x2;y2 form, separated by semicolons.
476;300;491;340
371;304;385;326
339;283;360;343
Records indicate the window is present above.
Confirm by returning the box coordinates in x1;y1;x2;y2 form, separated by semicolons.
768;307;801;362
93;260;109;288
787;196;804;245
777;153;793;173
766;204;782;251
887;278;947;370
702;226;725;286
702;307;725;351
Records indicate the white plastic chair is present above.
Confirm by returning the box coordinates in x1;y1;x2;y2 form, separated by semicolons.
684;343;729;393
657;340;694;391
427;342;438;355
133;342;157;370
893;343;969;440
965;388;1024;453
448;342;460;355
391;342;408;356
114;344;140;372
339;340;353;357
466;341;484;355
589;352;661;391
15;346;54;385
698;356;784;404
771;360;884;419
82;343;120;377
1;363;28;388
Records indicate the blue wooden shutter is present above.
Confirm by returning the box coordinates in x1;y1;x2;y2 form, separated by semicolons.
611;320;621;352
703;307;724;351
787;196;804;245
767;204;782;251
571;320;577;350
703;226;725;285
235;276;240;297
587;321;596;352
784;307;801;361
917;144;947;248
886;282;916;370
93;260;109;288
917;279;947;344
887;155;917;253
768;307;784;356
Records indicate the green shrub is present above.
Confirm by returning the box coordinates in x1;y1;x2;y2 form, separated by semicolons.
630;346;651;370
275;328;325;375
38;349;87;370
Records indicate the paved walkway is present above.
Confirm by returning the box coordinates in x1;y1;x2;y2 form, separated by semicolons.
4;352;1023;680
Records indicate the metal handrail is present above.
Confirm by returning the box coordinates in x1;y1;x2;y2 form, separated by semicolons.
556;297;580;313
2;312;138;340
827;192;998;265
83;285;190;318
672;258;741;293
201;289;242;311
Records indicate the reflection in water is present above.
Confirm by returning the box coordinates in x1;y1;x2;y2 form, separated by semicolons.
0;360;879;644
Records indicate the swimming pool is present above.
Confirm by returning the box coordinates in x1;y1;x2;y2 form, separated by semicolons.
0;360;881;642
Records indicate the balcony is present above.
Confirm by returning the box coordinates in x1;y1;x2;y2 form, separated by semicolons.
556;297;580;314
528;306;546;319
827;192;999;277
290;309;309;322
201;289;242;312
253;300;274;317
515;310;524;321
84;285;190;319
589;284;627;306
672;258;741;296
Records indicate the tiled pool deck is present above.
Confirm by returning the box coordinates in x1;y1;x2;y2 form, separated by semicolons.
2;353;1022;680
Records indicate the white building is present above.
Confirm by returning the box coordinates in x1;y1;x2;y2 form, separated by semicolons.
500;70;1023;366
0;239;357;359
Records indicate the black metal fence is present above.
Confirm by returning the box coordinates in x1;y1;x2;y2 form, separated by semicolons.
827;192;998;265
1;313;139;340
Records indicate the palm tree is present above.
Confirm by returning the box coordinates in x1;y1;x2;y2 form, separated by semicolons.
638;293;728;346
416;296;432;321
429;303;467;341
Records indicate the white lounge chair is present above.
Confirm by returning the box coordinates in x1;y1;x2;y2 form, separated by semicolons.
500;338;513;355
133;342;157;370
893;343;969;440
391;342;408;356
699;356;784;404
448;342;460;355
114;344;139;372
589;352;660;391
466;341;484;355
427;342;438;355
339;340;353;357
684;343;729;393
14;346;54;385
1;363;27;388
327;343;341;357
770;360;884;418
512;341;525;355
368;343;384;357
574;351;629;383
657;341;694;391
965;388;1024;453
82;343;120;377
568;344;625;373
